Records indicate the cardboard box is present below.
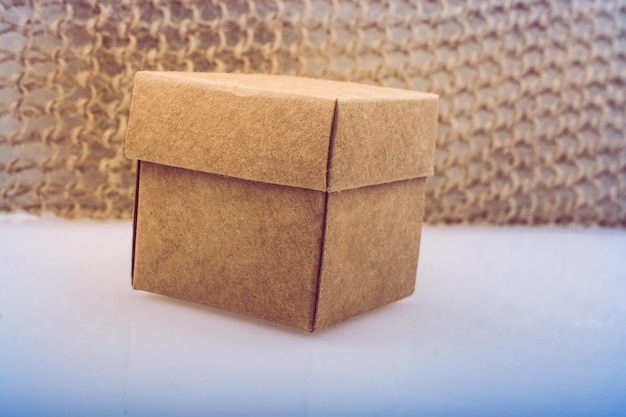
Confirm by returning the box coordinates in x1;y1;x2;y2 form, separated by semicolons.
125;72;438;331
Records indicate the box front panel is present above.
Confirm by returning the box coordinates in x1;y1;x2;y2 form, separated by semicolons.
134;162;326;330
315;178;426;330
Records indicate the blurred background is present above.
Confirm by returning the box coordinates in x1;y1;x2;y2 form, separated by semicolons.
1;0;624;226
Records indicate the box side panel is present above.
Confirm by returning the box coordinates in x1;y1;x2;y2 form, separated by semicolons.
125;72;335;191
328;98;438;191
134;162;326;331
314;178;426;330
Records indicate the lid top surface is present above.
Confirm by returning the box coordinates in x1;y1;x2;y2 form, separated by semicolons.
153;71;437;101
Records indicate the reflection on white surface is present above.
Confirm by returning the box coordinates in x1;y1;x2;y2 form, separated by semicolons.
0;219;625;416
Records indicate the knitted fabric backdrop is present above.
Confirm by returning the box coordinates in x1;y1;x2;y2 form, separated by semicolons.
1;0;625;225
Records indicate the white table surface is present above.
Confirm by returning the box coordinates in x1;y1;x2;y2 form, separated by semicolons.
1;216;625;416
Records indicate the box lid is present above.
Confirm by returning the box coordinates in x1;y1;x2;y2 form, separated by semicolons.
125;72;438;192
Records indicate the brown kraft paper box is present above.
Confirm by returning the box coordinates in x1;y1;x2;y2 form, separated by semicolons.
125;72;438;331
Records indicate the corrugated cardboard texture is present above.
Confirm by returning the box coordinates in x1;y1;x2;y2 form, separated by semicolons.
125;72;437;192
314;178;426;330
134;161;326;331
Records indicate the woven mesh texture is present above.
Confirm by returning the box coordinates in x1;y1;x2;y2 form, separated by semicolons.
1;0;625;225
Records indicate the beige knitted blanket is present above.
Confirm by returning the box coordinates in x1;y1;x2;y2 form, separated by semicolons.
1;0;624;226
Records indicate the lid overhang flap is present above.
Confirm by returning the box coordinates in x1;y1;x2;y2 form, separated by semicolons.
125;72;438;192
